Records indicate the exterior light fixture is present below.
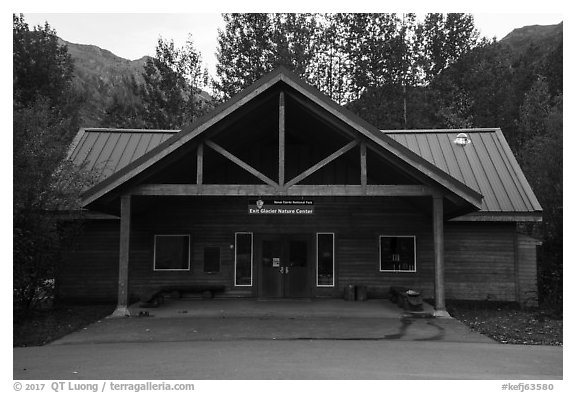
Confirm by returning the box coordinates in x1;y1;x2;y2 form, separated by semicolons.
454;133;471;146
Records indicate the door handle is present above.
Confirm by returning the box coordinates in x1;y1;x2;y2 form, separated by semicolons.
280;267;284;274
285;266;289;274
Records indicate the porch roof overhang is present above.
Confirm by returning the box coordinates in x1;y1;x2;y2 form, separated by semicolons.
79;67;483;214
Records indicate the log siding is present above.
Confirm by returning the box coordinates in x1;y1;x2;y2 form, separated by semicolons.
58;196;522;303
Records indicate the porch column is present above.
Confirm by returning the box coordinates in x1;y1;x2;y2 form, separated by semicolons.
433;194;450;318
111;194;131;317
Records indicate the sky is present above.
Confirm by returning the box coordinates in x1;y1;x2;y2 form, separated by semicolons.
21;12;564;80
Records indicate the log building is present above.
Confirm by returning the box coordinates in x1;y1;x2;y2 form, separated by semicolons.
58;67;542;316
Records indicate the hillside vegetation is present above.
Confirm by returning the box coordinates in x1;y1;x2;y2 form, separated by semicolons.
61;39;150;126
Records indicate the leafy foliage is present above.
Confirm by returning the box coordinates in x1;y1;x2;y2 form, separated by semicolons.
141;37;211;129
13;15;91;311
102;74;147;129
518;88;562;312
13;14;73;110
214;13;318;101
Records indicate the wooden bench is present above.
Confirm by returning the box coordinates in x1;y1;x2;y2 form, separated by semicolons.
139;285;226;307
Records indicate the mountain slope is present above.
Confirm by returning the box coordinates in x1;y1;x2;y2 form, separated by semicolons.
500;22;563;55
500;22;562;98
61;39;150;126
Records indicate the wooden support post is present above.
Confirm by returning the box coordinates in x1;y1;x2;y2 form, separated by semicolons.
513;231;521;305
433;194;450;318
196;143;204;185
111;194;131;317
360;141;367;194
279;91;285;187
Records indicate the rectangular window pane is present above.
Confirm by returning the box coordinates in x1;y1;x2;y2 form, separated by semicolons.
317;233;334;287
204;247;220;273
379;236;416;272
235;233;252;286
154;235;190;271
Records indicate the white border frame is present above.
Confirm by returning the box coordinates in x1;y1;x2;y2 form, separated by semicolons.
153;234;191;271
316;232;335;287
234;232;253;287
378;235;417;273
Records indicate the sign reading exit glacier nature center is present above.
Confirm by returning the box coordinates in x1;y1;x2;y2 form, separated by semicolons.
248;200;314;215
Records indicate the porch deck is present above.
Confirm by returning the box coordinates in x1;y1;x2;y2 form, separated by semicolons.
52;298;496;345
127;298;435;319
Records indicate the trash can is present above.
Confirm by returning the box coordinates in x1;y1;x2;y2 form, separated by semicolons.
355;285;367;301
406;289;423;311
344;284;356;301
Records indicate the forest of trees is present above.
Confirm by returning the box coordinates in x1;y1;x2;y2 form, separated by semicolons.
13;13;562;311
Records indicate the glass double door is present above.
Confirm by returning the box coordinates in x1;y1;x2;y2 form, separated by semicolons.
260;235;309;298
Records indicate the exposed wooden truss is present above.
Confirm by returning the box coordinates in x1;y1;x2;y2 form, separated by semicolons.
284;140;358;188
126;90;440;199
204;140;278;187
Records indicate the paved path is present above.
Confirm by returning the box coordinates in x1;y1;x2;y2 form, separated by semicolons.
14;339;562;380
12;300;564;380
51;316;495;345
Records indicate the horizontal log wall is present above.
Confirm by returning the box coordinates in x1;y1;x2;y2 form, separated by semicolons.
57;220;120;302
58;196;524;303
444;223;516;301
516;234;539;307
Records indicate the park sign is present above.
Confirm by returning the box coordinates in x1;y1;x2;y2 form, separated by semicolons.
248;199;314;215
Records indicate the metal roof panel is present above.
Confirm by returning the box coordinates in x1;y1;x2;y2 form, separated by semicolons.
385;129;541;213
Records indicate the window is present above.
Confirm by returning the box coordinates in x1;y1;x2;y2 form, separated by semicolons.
379;236;416;272
154;235;190;271
316;233;335;287
203;247;220;273
235;232;253;286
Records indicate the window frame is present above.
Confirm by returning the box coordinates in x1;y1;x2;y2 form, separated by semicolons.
316;232;335;287
378;235;417;273
153;234;191;272
234;232;253;287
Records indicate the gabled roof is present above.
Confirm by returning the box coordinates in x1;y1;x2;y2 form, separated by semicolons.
68;127;542;219
384;129;542;219
66;128;175;184
78;66;483;209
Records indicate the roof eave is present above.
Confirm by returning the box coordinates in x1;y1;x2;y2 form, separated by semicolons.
449;211;543;222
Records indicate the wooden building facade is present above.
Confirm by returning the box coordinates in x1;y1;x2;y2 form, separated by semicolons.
58;67;542;316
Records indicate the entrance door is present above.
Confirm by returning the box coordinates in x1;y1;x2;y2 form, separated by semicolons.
260;235;309;298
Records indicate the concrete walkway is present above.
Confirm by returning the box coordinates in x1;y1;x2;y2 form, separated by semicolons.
51;298;494;345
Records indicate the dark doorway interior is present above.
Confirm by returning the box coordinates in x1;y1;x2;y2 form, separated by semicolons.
260;235;310;298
